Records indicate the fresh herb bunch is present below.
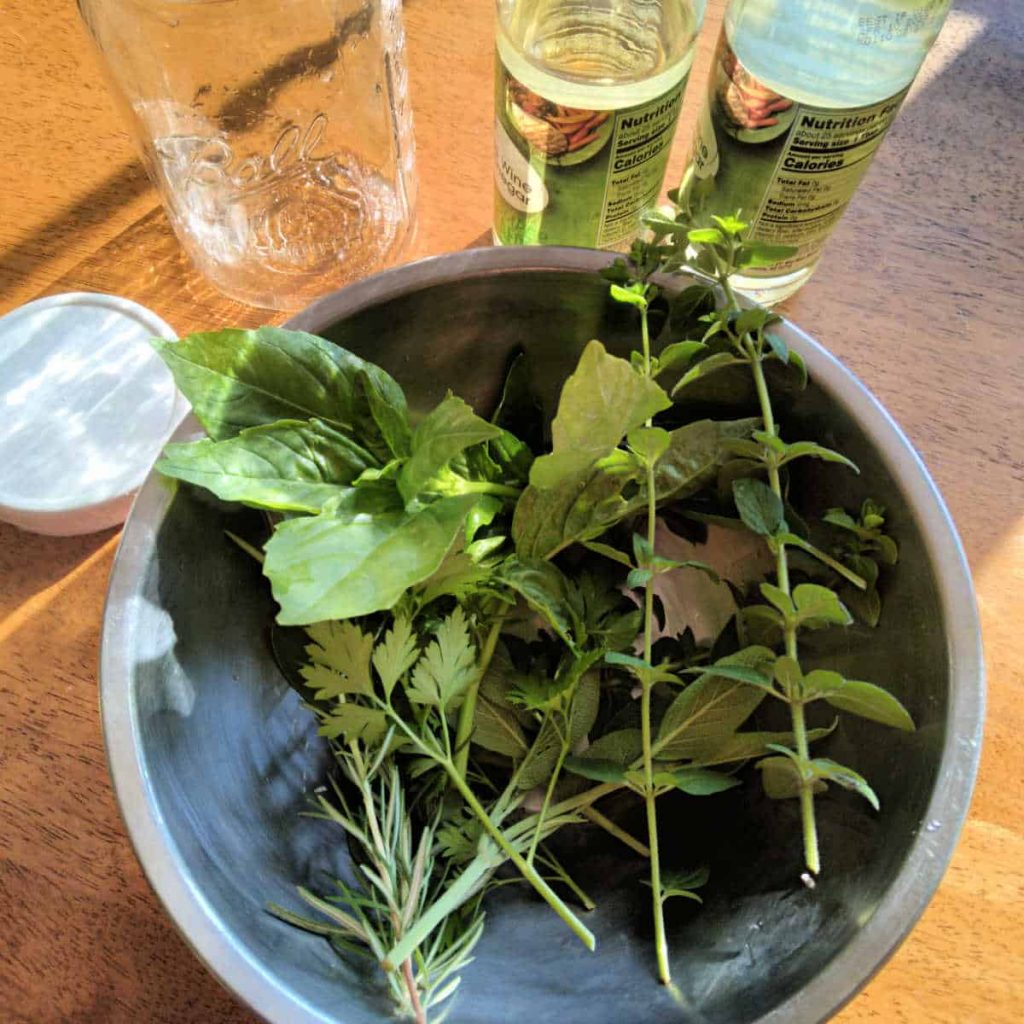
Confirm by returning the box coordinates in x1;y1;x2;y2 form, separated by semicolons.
153;225;913;1017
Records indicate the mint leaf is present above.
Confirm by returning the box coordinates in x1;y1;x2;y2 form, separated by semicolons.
733;478;784;536
809;758;880;810
804;671;915;732
791;583;853;628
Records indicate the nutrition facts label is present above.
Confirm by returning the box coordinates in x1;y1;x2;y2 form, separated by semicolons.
748;88;909;273
596;85;684;248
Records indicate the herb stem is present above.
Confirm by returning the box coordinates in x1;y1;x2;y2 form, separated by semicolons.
453;616;505;778
537;848;597;910
745;334;820;876
401;958;426;1024
581;805;650;857
527;725;570;865
444;762;596;951
639;301;671;986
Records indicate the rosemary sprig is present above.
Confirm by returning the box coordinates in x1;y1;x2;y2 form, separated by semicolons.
270;739;485;1023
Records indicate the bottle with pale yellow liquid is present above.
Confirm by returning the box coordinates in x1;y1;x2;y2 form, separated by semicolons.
494;0;706;249
681;0;950;303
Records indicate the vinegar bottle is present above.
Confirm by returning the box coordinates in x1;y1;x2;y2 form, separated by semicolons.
495;0;706;249
681;0;950;303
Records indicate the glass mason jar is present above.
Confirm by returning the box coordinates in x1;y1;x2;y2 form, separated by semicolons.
79;0;417;310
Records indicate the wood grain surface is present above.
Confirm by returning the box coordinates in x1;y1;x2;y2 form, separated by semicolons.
1;1;1021;1022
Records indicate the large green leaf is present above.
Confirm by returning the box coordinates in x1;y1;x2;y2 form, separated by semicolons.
152;327;409;457
473;696;530;758
513;418;757;559
654;647;775;760
264;491;478;625
156;419;376;513
398;394;501;502
529;340;671;488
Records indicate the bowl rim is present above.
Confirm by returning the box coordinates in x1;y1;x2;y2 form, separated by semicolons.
101;245;984;1024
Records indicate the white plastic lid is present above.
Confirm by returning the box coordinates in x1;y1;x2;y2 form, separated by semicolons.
0;292;188;536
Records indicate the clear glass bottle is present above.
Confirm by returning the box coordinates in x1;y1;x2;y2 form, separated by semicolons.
494;0;706;249
79;0;416;310
680;0;950;303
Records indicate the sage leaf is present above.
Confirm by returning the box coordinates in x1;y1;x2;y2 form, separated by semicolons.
399;395;502;503
265;492;478;625
473;697;530;757
654;646;775;760
157;419;376;514
152;327;408;450
529;340;671;488
578;728;643;765
733;477;784;536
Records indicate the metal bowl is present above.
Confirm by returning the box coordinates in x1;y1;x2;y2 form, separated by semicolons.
101;247;983;1024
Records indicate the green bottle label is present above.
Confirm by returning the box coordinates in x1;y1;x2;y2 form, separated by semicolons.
689;37;909;276
494;57;687;249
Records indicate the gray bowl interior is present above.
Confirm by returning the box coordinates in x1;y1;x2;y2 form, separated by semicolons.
102;249;982;1024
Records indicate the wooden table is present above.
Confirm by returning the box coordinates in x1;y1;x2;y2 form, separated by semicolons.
1;1;1021;1021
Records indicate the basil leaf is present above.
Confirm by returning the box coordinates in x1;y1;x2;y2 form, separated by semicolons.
529;340;671;488
152;328;408;452
157;419;376;513
399;394;501;503
264;492;478;625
